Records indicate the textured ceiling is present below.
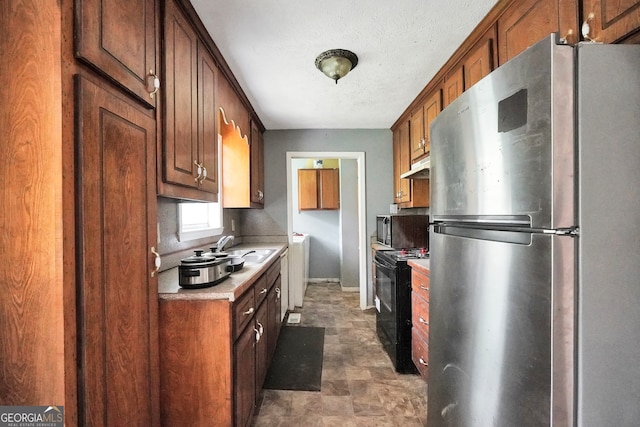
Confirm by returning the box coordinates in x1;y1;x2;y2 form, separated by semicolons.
190;0;500;130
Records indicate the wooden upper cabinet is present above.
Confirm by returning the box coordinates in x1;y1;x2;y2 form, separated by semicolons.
393;123;411;204
497;0;578;64
443;67;464;108
250;120;265;206
409;104;426;163
464;36;495;90
198;43;219;195
298;169;340;211
222;115;264;209
160;0;217;201
582;0;640;43
76;0;158;108
423;89;442;157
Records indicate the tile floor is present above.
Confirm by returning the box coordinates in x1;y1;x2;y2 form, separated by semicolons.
252;282;428;426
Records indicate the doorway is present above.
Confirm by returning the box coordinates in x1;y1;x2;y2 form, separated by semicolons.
286;152;367;309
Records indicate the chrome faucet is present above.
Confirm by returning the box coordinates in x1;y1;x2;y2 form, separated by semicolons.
216;235;235;251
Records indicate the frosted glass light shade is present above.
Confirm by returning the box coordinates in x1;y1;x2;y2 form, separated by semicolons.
315;49;358;84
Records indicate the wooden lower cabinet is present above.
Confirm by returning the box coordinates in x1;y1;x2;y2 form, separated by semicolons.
76;75;159;426
236;310;258;427
159;258;283;426
410;264;430;382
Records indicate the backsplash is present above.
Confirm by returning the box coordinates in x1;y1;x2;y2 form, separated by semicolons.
157;197;242;270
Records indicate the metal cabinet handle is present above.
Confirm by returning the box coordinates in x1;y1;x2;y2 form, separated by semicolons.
243;307;255;316
254;328;261;342
150;246;161;277
200;165;207;184
419;317;429;325
147;70;160;98
582;12;596;42
419;285;429;291
260;288;268;294
257;322;264;335
275;288;281;298
194;161;202;183
419;358;428;366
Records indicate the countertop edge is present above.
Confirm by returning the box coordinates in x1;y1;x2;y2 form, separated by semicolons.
158;243;288;302
408;258;430;274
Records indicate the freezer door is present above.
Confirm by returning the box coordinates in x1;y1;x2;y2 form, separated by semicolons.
427;228;574;427
430;35;574;230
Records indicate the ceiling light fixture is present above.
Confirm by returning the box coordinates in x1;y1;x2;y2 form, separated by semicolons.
315;49;358;84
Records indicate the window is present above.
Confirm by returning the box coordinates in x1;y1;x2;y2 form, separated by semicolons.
177;201;223;241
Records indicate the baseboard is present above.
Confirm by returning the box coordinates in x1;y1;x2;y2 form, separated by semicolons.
307;278;340;284
340;285;359;292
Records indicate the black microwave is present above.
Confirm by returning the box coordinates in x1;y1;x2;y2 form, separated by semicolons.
376;215;429;249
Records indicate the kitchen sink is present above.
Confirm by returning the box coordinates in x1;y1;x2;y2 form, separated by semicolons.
226;248;276;264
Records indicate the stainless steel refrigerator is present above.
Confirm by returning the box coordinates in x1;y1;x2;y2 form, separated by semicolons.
429;34;640;427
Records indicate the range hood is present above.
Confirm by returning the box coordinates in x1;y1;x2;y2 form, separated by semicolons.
400;156;430;179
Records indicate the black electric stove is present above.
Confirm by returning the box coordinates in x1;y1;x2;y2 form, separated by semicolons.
373;248;429;373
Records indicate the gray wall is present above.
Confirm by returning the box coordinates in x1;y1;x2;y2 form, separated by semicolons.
340;159;359;288
241;129;393;306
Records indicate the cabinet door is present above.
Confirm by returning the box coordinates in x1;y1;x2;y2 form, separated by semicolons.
497;0;577;64
163;0;199;189
76;0;157;107
76;75;159;426
298;169;319;210
423;89;442;156
198;42;219;196
393;124;410;204
464;38;494;90
443;66;464;108
254;302;269;401
582;0;640;43
234;323;256;427
250;120;265;206
319;169;340;209
410;105;425;162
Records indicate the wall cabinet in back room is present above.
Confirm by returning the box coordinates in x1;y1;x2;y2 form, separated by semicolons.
298;168;340;211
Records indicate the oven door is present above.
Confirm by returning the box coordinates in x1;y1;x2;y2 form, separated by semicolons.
373;255;397;351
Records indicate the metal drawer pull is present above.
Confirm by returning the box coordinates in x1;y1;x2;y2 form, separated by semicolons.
419;317;429;325
260;288;268;294
257;322;264;335
150;246;161;277
419;358;428;366
243;307;254;316
419;285;429;291
254;328;261;342
275;288;281;298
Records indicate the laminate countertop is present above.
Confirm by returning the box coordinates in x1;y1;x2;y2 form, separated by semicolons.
408;258;430;274
157;243;288;302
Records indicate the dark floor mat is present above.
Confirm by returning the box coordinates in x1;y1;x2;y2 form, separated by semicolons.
263;326;325;392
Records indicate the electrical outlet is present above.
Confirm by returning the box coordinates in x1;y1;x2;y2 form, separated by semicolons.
157;223;161;244
231;219;236;232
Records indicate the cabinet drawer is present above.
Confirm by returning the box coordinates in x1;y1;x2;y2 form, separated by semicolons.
233;288;256;340
412;327;429;380
411;269;430;302
412;292;430;338
266;259;280;288
254;274;269;308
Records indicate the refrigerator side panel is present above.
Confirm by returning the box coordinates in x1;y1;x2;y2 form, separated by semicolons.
577;43;640;427
430;35;574;230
